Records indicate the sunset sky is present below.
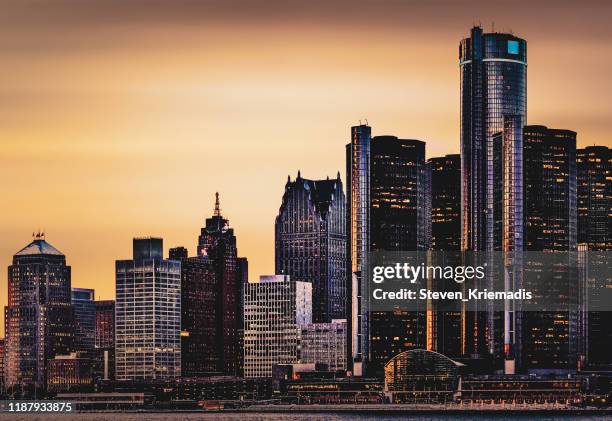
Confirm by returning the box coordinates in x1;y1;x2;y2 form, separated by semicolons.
1;0;611;335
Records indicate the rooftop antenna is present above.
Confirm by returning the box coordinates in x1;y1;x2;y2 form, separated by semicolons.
492;21;495;33
214;192;221;217
365;118;369;125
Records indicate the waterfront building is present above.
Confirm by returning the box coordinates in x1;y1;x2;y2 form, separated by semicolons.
299;319;347;372
47;352;93;393
72;288;96;355
346;123;371;375
275;172;347;322
94;300;114;380
243;275;312;378
460;26;527;370
4;235;74;390
197;193;244;376
115;238;181;380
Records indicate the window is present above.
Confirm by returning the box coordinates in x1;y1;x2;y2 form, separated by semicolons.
508;40;519;55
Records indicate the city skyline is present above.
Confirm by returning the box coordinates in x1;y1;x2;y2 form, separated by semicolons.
2;1;612;338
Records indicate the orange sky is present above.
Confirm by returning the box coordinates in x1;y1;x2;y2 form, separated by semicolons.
1;0;611;336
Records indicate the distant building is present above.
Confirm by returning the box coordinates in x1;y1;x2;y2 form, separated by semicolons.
197;193;245;376
577;146;611;250
94;300;115;380
522;125;578;374
72;288;96;354
275;172;347;322
346;124;371;375
429;154;461;251
115;238;181;380
4;236;74;390
244;275;312;378
47;352;93;393
299;319;347;372
168;247;219;377
0;338;4;392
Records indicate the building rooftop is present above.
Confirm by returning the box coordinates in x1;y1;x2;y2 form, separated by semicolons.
15;239;63;256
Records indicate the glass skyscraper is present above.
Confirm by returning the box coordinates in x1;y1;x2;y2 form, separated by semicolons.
4;236;74;390
72;288;96;355
346;124;371;375
115;237;181;380
275;172;347;323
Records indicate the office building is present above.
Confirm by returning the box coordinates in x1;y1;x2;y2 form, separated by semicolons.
299;319;347;372
115;238;181;380
4;235;74;390
47;352;93;393
346;123;371;375
94;300;115;381
430;154;461;251
72;288;96;354
275;172;347;322
243;275;312;378
197;193;244;376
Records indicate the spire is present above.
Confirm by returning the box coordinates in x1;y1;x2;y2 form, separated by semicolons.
297;170;301;179
214;192;221;217
337;171;341;180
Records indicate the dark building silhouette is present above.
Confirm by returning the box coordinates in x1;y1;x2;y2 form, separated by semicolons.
430;154;461;251
522;125;578;374
197;193;244;376
275;172;347;322
94;300;114;380
169;246;220;377
460;26;527;371
346;124;371;376
577;146;611;250
369;135;430;373
72;288;96;355
4;235;74;390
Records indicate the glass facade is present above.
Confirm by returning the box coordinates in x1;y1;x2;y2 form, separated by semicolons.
115;238;181;380
346;124;371;373
72;288;96;354
275;172;347;323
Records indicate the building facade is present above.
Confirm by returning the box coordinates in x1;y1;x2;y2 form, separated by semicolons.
346;124;371;375
47;352;93;393
460;26;527;370
168;247;220;377
4;236;74;390
299;319;347;372
115;238;181;380
94;300;114;381
72;288;96;355
197;193;244;376
275;172;347;323
243;275;312;378
430;154;461;251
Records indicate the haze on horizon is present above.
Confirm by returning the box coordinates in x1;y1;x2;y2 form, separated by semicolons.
1;0;611;335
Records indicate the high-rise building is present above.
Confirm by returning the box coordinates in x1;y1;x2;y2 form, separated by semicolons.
299;319;347;372
577;146;611;250
522;125;578;374
115;237;181;380
94;300;114;380
430;154;461;251
346;124;371;375
243;275;312;378
197;193;244;376
4;235;74;390
168;247;220;377
47;352;92;393
72;288;96;355
460;26;527;371
369;135;429;371
0;338;5;392
275;172;347;322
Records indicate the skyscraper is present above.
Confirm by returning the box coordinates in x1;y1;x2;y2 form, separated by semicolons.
577;146;611;250
275;171;347;322
4;235;74;390
522;125;578;374
430;154;461;251
197;193;245;376
243;275;312;378
460;26;527;371
94;300;114;380
369;135;429;371
115;237;181;380
72;288;96;355
168;247;220;376
346;124;371;375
